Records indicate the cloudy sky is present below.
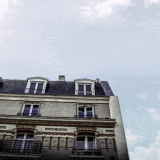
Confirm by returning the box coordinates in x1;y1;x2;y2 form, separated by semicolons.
1;0;160;159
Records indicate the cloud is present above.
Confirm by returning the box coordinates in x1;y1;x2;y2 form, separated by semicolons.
129;131;160;160
147;108;160;121
0;0;18;21
157;93;160;99
144;0;160;8
126;129;143;146
80;0;132;20
137;92;148;100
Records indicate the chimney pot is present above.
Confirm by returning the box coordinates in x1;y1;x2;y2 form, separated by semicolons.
59;75;65;81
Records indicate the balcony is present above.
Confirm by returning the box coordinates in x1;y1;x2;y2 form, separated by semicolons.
0;140;42;158
74;115;98;119
71;149;104;159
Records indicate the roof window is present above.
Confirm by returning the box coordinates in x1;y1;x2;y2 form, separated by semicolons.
25;77;48;94
75;79;95;95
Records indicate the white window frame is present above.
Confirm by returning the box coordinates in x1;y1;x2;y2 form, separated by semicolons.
77;106;94;118
75;79;95;95
14;133;34;153
22;103;39;116
25;77;48;94
76;136;96;150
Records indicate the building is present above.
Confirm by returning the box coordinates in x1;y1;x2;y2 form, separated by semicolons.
0;76;129;160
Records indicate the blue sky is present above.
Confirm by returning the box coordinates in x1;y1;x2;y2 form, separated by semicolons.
0;0;160;159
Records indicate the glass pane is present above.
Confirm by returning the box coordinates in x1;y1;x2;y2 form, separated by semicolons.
26;135;33;140
23;105;31;116
31;105;39;116
29;83;36;93
78;85;84;91
78;107;84;118
36;83;43;94
14;140;23;153
13;135;24;153
88;137;93;141
88;142;94;149
24;140;33;153
77;137;85;141
77;142;85;149
78;91;84;95
87;108;93;118
88;137;94;149
86;92;92;95
86;85;91;91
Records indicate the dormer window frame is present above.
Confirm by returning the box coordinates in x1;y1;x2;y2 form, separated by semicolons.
75;79;95;96
25;77;48;94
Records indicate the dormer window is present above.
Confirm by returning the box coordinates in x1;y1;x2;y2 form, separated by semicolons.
75;79;95;95
25;77;48;94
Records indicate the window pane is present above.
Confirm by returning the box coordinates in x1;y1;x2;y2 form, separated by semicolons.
31;105;39;116
77;137;85;141
77;142;85;149
13;135;24;153
88;137;93;142
36;83;43;94
78;91;84;95
78;85;84;91
78;107;84;118
29;83;36;93
23;105;31;116
88;142;94;149
88;137;94;149
87;107;93;118
86;85;91;91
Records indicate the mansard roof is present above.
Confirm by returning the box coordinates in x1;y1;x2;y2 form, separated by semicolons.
0;78;114;96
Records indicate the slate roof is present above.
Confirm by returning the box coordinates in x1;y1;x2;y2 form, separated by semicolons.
0;79;114;96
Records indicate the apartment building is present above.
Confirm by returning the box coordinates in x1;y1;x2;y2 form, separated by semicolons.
0;76;129;160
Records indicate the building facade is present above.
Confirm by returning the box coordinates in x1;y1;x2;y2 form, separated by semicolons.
0;76;129;160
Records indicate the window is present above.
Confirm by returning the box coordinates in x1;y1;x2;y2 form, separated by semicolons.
78;84;92;95
13;133;33;153
77;137;95;150
78;107;93;118
28;82;44;94
75;79;95;96
25;77;48;94
23;104;39;116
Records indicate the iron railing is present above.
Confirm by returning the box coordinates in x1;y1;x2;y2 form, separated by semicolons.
25;88;45;94
0;140;42;154
74;115;98;119
72;149;102;156
77;91;92;95
17;113;41;117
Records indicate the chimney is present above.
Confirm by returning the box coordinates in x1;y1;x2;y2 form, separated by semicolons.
59;75;65;82
0;77;3;86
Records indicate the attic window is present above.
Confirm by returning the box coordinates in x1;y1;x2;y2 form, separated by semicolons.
25;77;48;94
75;79;95;95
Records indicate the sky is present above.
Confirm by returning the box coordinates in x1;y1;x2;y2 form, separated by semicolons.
0;0;160;159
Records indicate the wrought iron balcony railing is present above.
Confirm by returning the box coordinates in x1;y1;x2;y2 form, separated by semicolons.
25;88;45;94
74;115;98;119
0;140;42;154
17;113;41;117
72;149;102;156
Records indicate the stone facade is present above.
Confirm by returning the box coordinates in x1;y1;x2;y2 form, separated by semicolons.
0;76;129;160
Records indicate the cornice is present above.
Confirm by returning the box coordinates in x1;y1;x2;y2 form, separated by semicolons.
0;118;115;128
0;93;109;103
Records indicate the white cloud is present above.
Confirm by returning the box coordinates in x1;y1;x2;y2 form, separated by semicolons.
126;129;143;146
157;93;160;99
130;131;160;160
0;0;18;21
144;0;160;8
80;0;132;20
147;108;160;121
137;92;148;100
